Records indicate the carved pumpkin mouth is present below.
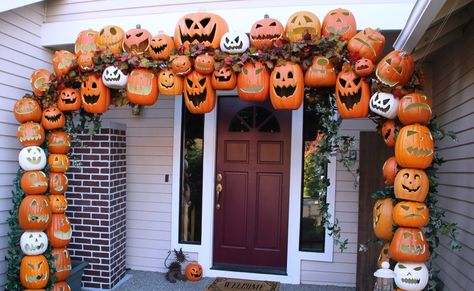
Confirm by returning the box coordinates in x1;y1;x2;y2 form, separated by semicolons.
273;85;296;98
179;23;217;44
404;213;424;218
402;184;420;192
400;244;425;255
26;274;46;282
161;82;174;89
45;113;62;123
28;214;49;222
83;94;100;104
128;83;152;95
195;64;211;71
151;43;167;54
384;129;392;140
356;63;369;71
24;243;45;252
406;146;433;157
32;181;48;187
240;85;264;93
251;33;282;42
54;229;72;240
187;88;207;107
125;39;150;53
370;99;390;112
223;42;243;51
56;265;72;272
401;277;421;284
27;156;42;164
288;27;317;37
104;75;122;82
61;97;77;104
339;89;362;110
403;102;432;113
19;134;43;144
214;74;231;82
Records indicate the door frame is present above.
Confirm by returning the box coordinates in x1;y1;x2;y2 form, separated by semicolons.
171;91;336;284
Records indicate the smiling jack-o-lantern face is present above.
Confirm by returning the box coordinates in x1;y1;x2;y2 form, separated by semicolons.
75;29;98;54
376;50;414;87
14;97;42;123
369;92;399;119
321;8;357;41
348;28;385;62
237;62;269;102
20;254;49;289
158;69;183;95
194;53;215;75
30;69;53;97
398;92;432;125
270;61;304;110
185;262;203;281
19;146;47;171
377;242;390;268
393;201;429;228
20;231;48;256
96;25;125;55
41;107;65;130
48;154;70;173
81;74;110;113
49;194;68;214
17;122;45;147
250;15;285;49
53;281;72;291
102;66;128;89
354;58;374;77
394;262;429;291
395;124;434;169
382;156;398;186
52;247;72;281
211;66;236;90
184;71;216;114
18;195;51;231
390;227;429;262
47;213;72;248
285;11;321;43
394;168;429;202
335;66;370;118
304;56;336;87
171;55;192;76
219;31;249;54
58;88;81;112
49;172;68;195
123;24;152;55
21;170;48;195
52;50;76;79
48;131;71;154
373;198;394;241
149;33;175;60
126;69;159;105
77;50;95;71
381;119;398;147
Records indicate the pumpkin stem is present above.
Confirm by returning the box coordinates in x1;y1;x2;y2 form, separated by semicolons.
136;24;141;29
264;14;269;18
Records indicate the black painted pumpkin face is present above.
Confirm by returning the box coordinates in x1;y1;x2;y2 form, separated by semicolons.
149;33;175;60
183;71;216;114
80;74;110;114
41;107;65;130
335;67;370;118
269;61;304;110
211;66;236;90
158;70;183;95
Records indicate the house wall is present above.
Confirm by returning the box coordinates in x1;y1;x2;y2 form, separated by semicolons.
0;3;52;287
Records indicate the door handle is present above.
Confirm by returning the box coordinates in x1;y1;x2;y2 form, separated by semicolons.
216;183;223;209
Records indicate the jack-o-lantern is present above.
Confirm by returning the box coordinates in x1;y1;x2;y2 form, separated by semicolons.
381;119;398;147
211;66;236;90
347;28;385;62
76;50;95;71
377;242;390;268
149;32;175;60
48;131;71;154
41;107;65;130
20;231;48;255
270;61;304;110
335;65;370;118
126;68;159;105
373;198;394;241
49;172;68;195
17;122;45;147
354;58;374;77
376;50;414;87
393;201;429;228
30;69;53;97
18;195;51;231
174;12;229;50
219;31;249;54
20;255;49;289
321;8;357;41
19;146;47;171
390;227;429;262
47;213;72;248
58;88;81;112
52;50;76;79
123;24;152;55
285;11;321;43
394;262;429;291
398;92;432;125
81;74;110;114
102;66;128;89
49;195;68;214
185;261;203;281
52;281;71;291
158;70;183;95
14;97;42;123
395;124;434;169
184;71;216;114
52;248;72;281
171;55;192;76
96;25;125;55
249;14;285;49
21;170;48;195
194;53;215;75
75;29;98;54
304;56;336;87
48;154;70;173
369;92;399;119
394;168;429;202
237;61;269;101
382;156;398;186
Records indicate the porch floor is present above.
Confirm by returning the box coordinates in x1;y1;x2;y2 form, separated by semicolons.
112;270;356;290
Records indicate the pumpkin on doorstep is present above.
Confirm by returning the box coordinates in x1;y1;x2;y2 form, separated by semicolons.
335;65;370;118
14;97;42;123
373;198;394;241
270;61;304;110
389;227;429;262
158;69;183;95
321;8;357;41
49;172;68;195
76;50;95;71
52;50;76;79
48;154;70;173
122;24;152;55
185;261;203;281
395;124;434;169
81;74;110;114
194;53;215;75
17;122;45;147
393;262;429;291
48;131;71;154
30;69;53;97
52;248;72;281
21;170;48;195
354;58;374;77
211;66;236;90
41;107;65;130
149;32;175;60
219;30;249;54
393;201;429;228
183;70;216;114
74;29;98;54
377;242;390;268
126;68;159;106
18;195;51;231
47;213;72;248
398;92;432;125
171;55;192;76
249;14;285;49
347;28;385;62
20;231;48;255
102;66;128;89
285;11;321;43
369;92;399;119
394;168;429;202
20;255;49;289
237;61;269;102
96;25;125;55
304;56;336;87
381;119;398;147
52;281;71;291
49;195;68;214
382;156;398;186
376;50;414;87
19;146;47;171
58;88;81;112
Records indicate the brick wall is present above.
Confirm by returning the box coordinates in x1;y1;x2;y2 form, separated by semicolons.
66;121;127;289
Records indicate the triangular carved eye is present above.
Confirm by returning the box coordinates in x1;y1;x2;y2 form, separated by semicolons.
31;199;38;206
200;18;211;28
186;79;193;87
291;16;297;23
339;78;347;87
353;77;361;86
304;16;312;22
287;71;294;79
256;24;263;29
234;36;239;43
185;19;193;29
198;78;206;86
269;22;276;27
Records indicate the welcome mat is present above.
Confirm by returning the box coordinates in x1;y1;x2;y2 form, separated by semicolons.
206;277;280;291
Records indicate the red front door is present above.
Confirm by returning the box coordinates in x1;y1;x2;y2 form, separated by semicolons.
213;96;291;271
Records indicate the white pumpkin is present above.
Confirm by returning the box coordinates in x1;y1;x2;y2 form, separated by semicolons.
394;262;429;291
369;92;399;119
220;31;249;54
20;231;48;255
19;146;46;171
102;65;128;89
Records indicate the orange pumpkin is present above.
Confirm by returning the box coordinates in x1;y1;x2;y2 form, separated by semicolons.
249;14;285;49
49;195;68;214
126;69;159;105
373;198;394;241
49;173;68;195
47;213;72;248
270;61;304;110
381;119;398;147
76;51;95;71
149;32;175;60
393;201;429;228
52;50;76;79
347;28;385;62
394;168;429;202
321;8;357;41
52;248;72;281
285;11;321;42
18;195;51;231
52;281;71;291
376;50;414;87
81;74;110;114
171;55;192;76
74;29;98;54
158;69;183;95
183;70;216;114
96;25;125;55
354;58;374;77
123;24;152;55
237;62;269;102
30;69;53;97
395;124;434;169
20;255;49;289
335;65;370;118
398;92;432;125
48;131;71;154
382;156;398;186
48;154;70;173
211;66;236;90
185;261;203;281
304;56;336;87
58;88;81;112
14;97;42;123
21;170;48;195
41;107;65;130
17;122;45;147
389;227;429;262
377;242;390;268
194;53;215;75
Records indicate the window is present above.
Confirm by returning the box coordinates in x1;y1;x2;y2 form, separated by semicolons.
228;106;280;133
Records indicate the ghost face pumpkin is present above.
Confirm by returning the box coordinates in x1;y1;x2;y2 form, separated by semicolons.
96;25;125;55
382;156;398;186
48;154;70;173
373;198;394;241
171;55;192;76
219;31;249;54
21;170;48;195
30;69;53;97
335;67;370;118
354;58;374;77
393;201;429;228
376;50;414;87
123;24;152;55
102;66;128;89
20;255;49;289
394;262;429;291
126;69;159;106
321;8;357;41
304;56;336;87
49;173;68;195
52;247;72;281
58;88;81;112
381;119;398;147
184;70;216;114
19;146;47;171
75;29;98;54
390;227;429;262
149;33;175;60
369;92;399;119
237;62;269;102
398;92;432;125
41;107;65;130
17;122;45;147
48;131;71;154
14;97;42;123
49;194;68;214
250;15;285;49
18;195;51;231
395;125;434;169
211;66;236;90
20;231;48;255
347;28;385;62
270;61;304;110
81;74;110;114
285;11;321;42
47;213;72;248
194;53;215;75
52;50;76;79
394;168;429;202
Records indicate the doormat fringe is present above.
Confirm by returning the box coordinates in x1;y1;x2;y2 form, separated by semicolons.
206;277;280;291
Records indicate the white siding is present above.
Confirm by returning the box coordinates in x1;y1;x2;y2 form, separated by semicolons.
0;2;52;288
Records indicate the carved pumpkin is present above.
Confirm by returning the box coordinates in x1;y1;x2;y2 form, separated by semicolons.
382;156;398;186
14;97;42;123
19;146;47;171
52;281;71;291
102;66;128;89
219;31;249;54
49;195;68;214
249;15;285;49
48;154;70;173
75;29;98;54
354;58;374;77
18;195;51;231
21;170;48;195
47;213;72;248
52;248;72;281
381;119;398;147
237;61;269;102
49;173;68;195
174;12;229;50
52;50;76;79
149;32;175;60
347;28;385;62
20;231;48;255
184;70;216;114
335;66;370;118
398;92;432;125
394;262;429;291
393;201;429;228
373;198;394;241
58;88;81;112
158;70;183;95
376;50;414;87
41;107;65;130
126;69;159;105
304;56;336;87
123;24;152;55
20;255;49;289
270;61;304;110
185;261;203;281
321;8;357;41
377;242;390;268
395;124;434;169
390;227;429;262
81;74;110;114
30;69;53;97
194;53;215;75
285;11;321;42
171;55;192;76
77;50;95;71
17;122;45;147
394;168;429;202
211;66;236;90
48;131;71;154
96;25;125;55
369;92;399;119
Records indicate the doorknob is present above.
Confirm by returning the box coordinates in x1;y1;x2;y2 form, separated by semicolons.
216;183;223;209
